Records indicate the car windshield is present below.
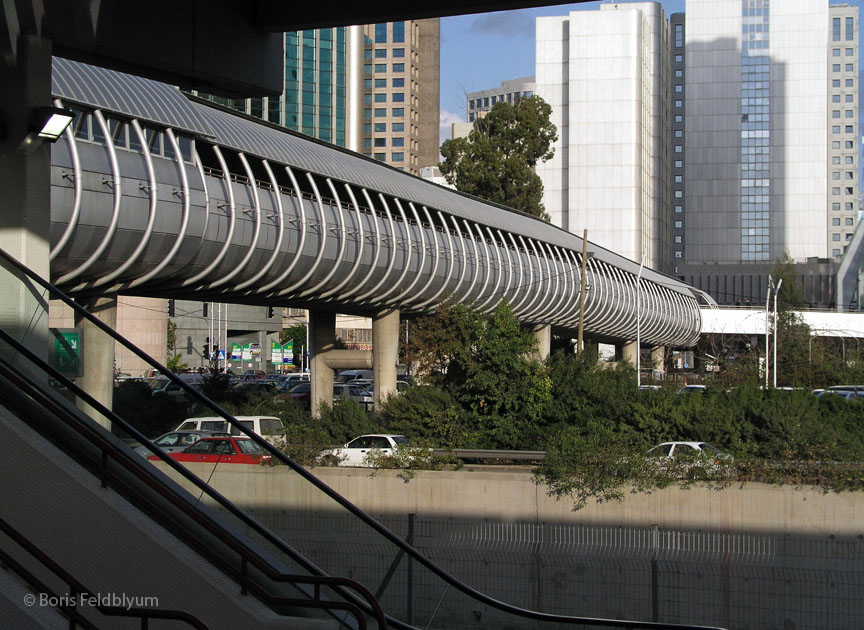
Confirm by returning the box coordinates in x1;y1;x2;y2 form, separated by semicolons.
230;420;254;436
393;436;412;446
260;418;283;434
648;444;673;456
699;443;722;455
154;433;183;446
145;378;168;391
235;440;262;454
200;420;229;433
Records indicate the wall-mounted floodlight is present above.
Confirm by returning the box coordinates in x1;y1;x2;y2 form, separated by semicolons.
31;106;75;141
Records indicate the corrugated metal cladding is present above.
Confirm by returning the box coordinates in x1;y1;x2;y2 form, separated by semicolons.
51;58;215;139
51;57;693;297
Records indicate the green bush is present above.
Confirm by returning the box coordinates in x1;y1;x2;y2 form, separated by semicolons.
112;380;188;438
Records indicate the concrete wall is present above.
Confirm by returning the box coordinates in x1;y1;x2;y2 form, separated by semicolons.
156;464;863;629
173;464;864;537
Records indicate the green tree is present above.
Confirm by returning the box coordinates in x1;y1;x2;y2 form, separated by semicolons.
439;95;557;220
406;300;551;448
280;323;307;370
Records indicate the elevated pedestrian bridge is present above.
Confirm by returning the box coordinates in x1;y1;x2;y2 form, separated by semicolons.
49;58;706;349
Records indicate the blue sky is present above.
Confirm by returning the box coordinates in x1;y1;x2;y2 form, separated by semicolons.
438;0;857;139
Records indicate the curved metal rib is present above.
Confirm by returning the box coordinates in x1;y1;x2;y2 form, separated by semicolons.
182;145;237;286
208;152;262;288
90;119;158;287
298;178;349;297
353;192;397;303
276;172;328;297
259;166;307;293
413;210;455;310
375;198;412;305
125;128;192;289
319;183;367;300
49;98;82;261
236;159;286;291
56;109;122;286
400;205;438;308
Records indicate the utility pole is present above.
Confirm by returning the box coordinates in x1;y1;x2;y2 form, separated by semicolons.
765;276;773;389
578;229;588;353
636;251;647;388
773;279;782;389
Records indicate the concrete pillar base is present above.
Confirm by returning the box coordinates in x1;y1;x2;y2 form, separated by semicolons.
531;324;551;363
372;309;399;410
619;341;639;365
309;311;336;418
74;297;118;430
650;346;666;378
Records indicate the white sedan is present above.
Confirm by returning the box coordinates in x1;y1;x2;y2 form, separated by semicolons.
321;434;413;467
646;441;735;478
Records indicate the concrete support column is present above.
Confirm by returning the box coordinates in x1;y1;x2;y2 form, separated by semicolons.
372;308;399;411
0;35;53;371
309;310;336;418
531;324;551;363
620;341;639;365
650;346;666;378
74;297;117;430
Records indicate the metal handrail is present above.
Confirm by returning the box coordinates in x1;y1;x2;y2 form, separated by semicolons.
0;336;382;630
0;517;208;629
0;247;727;630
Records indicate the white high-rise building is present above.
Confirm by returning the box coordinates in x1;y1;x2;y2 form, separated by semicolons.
675;0;858;306
685;0;829;264
536;2;670;270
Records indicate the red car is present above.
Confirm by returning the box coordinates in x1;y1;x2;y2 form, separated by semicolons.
149;436;271;465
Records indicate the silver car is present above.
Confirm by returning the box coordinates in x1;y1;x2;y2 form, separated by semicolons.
133;430;226;458
333;383;374;410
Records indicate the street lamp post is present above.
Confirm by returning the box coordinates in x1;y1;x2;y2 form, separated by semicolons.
578;230;589;354
636;251;647;388
765;276;773;389
773;279;782;389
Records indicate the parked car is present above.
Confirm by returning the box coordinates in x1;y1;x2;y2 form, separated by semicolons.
266;373;308;386
333;383;374;410
321;434;413;467
677;384;707;394
646;441;735;478
335;369;373;383
149;436;271;465
144;373;203;398
363;381;410;396
817;389;863;400
279;381;311;406
174;415;284;444
231;381;280;396
133;430;229;458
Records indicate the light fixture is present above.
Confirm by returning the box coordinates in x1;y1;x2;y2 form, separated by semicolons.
31;106;75;142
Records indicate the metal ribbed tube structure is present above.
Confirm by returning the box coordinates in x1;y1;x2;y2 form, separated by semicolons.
48;58;706;348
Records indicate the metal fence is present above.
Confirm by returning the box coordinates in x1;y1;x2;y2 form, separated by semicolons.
249;508;863;629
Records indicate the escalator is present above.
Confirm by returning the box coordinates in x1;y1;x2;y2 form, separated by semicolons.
0;248;724;630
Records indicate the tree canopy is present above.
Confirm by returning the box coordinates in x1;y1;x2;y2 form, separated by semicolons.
403;300;551;448
439;95;557;220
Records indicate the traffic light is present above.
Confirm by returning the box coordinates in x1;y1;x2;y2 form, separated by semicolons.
203;336;210;359
168;299;175;317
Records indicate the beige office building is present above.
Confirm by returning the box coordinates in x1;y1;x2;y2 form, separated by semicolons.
362;20;440;174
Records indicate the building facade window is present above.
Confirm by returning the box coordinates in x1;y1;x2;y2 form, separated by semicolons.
375;23;387;43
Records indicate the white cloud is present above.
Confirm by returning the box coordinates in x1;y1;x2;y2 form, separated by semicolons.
470;11;535;38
